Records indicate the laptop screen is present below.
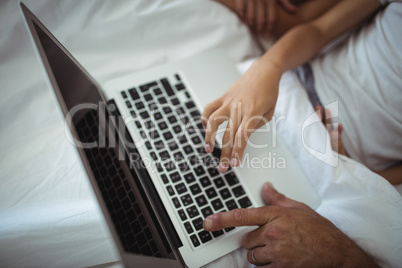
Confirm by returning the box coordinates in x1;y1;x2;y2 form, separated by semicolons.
30;17;179;258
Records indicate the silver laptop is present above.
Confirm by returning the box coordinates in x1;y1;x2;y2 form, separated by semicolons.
21;2;320;267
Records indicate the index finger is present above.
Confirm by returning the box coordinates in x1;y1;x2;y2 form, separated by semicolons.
203;207;271;231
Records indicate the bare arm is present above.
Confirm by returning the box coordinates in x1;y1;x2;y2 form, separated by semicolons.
265;0;381;72
215;0;340;36
203;0;383;171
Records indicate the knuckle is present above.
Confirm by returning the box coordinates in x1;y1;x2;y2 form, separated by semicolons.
232;209;247;224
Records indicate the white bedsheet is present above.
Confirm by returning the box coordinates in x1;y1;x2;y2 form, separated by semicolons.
0;0;401;267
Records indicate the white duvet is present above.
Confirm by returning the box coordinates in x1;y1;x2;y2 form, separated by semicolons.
0;0;401;267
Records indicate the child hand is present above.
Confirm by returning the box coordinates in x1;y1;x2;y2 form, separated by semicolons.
202;59;282;172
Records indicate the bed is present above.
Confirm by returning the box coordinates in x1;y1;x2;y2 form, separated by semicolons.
0;0;401;267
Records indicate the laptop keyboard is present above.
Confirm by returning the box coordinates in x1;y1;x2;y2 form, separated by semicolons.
75;109;162;257
120;73;252;248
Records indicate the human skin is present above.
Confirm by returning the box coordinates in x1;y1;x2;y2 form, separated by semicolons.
203;182;379;267
202;0;382;172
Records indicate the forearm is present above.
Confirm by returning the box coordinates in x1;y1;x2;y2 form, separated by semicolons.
377;164;402;185
259;0;381;73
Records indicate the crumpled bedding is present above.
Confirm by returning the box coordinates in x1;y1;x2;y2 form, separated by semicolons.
0;0;400;267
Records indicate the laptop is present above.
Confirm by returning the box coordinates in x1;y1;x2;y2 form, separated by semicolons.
20;2;320;267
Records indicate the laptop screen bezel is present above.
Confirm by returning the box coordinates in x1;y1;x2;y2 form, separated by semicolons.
19;2;183;267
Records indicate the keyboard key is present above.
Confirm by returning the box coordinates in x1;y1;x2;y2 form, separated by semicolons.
180;115;190;125
150;152;158;161
144;93;153;101
158;121;168;130
176;83;185;91
219;189;231;200
194;166;205;176
212;230;224;238
175;74;181;81
181;194;193;206
131;110;137;118
163;107;172;114
161;78;175;96
135;102;145;110
173;125;182;134
195;194;208;207
179;135;188;145
226;199;238;210
154;112;163;121
145;120;154;129
128;88;140;100
225;227;236;232
186;222;194;235
189;183;202;195
173;151;184;161
205;187;217;199
121;91;128;99
178;209;187;221
145;141;152;149
134;121;142;129
175;183;187;194
190;110;201;119
172;197;181;208
154;140;164;150
211;198;224;211
163;131;173;141
140;81;157;92
164;161;176;172
171;98;180;106
168;116;177;124
140;111;150;119
166;186;174;196
170;172;181;183
213;177;225;188
158;97;167;104
238;196;252;208
192;217;204;231
191;136;202;145
207;167;219;178
232;185;246;197
168;142;179;151
176;106;185;115
184;173;196;184
183;145;194;155
153;88;162;96
156;163;163;172
161;174;169;184
190;234;200;247
198;231;212;244
201;206;214;218
178;162;189;172
159;150;170;160
186;205;199;218
126;100;132;108
139;130;147;139
149;130;160;139
200;177;212;188
224;172;239;186
148;102;157;110
185;101;196;109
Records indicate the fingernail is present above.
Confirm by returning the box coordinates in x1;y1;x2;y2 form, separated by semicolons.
230;158;239;167
204;217;213;230
205;144;211;153
218;163;227;172
263;182;272;190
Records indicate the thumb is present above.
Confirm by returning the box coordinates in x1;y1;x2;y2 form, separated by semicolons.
262;182;300;208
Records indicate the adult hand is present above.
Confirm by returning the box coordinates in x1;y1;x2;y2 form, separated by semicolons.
203;182;378;267
202;59;281;172
235;0;297;33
